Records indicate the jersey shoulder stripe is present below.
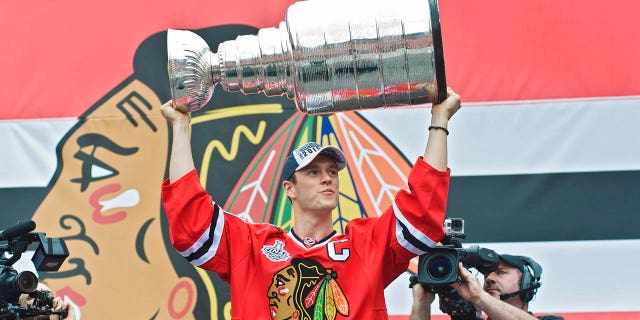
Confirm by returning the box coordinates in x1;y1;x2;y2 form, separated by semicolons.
179;202;225;266
393;199;437;255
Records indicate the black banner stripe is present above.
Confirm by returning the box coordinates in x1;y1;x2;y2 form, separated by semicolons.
447;170;640;243
3;170;638;244
0;187;48;228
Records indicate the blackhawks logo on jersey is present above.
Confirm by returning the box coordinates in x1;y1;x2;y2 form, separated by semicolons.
268;258;349;320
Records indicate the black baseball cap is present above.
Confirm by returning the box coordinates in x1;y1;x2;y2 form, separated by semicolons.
281;142;347;183
499;254;542;278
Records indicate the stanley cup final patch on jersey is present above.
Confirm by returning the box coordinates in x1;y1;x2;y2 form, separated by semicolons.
262;240;291;262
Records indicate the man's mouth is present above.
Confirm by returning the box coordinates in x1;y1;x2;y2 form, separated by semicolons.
485;287;500;294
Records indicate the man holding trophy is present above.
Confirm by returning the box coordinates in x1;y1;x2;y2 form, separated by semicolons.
160;0;460;318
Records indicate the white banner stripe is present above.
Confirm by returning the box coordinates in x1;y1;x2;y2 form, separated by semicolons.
3;97;639;188
385;239;640;315
0;118;76;188
360;96;640;176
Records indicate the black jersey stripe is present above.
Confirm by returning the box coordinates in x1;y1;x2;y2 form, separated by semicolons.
396;218;433;253
185;204;221;263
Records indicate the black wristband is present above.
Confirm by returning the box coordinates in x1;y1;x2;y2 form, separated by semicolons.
428;125;449;135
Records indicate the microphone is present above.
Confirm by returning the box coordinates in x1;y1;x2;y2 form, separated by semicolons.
0;220;36;240
499;282;541;301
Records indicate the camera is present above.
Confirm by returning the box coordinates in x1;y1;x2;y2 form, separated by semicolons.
417;218;498;285
0;220;69;319
444;218;464;237
412;218;499;320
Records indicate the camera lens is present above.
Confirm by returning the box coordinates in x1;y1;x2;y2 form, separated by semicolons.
427;256;453;280
17;271;38;293
0;268;38;298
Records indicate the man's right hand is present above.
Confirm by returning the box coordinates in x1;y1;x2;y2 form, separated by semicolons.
161;100;196;182
450;262;487;306
160;100;191;124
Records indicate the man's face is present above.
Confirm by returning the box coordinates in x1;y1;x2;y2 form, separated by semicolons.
483;260;523;300
285;155;340;213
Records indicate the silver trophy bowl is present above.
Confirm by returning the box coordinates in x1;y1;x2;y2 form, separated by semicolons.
167;0;447;114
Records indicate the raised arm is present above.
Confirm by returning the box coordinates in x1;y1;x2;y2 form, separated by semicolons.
160;101;195;183
423;88;461;171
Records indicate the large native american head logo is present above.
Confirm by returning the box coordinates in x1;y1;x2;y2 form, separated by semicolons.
268;258;349;320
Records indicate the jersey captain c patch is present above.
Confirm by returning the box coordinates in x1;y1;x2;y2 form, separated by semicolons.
262;240;291;262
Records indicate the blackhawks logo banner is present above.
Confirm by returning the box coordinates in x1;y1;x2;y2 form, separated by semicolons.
1;1;639;319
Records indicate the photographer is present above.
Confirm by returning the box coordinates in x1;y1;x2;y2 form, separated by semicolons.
0;220;71;320
411;254;563;320
17;283;76;320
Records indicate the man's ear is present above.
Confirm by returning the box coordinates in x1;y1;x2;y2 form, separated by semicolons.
282;180;296;199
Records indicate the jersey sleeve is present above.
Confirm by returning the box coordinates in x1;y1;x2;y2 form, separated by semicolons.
161;169;251;281
392;157;450;255
347;157;450;285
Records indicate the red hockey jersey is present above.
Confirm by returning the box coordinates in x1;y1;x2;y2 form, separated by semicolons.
162;158;450;319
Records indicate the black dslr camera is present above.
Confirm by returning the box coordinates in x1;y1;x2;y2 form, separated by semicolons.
411;218;499;320
0;220;69;319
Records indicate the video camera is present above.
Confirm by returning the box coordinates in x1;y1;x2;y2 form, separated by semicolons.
0;220;69;319
417;218;498;284
410;218;499;320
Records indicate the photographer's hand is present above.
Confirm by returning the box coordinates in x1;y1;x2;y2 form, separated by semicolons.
451;262;485;306
50;296;76;320
19;283;77;320
410;283;435;320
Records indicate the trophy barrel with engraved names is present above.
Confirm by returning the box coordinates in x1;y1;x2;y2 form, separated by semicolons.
167;0;447;114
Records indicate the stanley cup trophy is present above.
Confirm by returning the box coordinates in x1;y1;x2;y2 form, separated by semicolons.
167;0;447;114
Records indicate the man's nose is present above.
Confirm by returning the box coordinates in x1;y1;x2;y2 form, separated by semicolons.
320;170;333;183
485;272;497;283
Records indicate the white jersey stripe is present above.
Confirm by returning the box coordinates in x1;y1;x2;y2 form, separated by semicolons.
392;201;437;255
178;204;225;267
189;208;225;266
